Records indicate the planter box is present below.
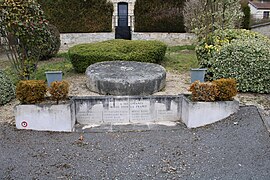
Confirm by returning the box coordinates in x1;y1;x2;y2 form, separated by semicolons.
181;95;239;128
14;102;75;132
45;71;63;87
190;68;207;83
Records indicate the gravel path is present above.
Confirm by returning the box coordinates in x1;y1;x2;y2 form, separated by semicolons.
0;106;269;179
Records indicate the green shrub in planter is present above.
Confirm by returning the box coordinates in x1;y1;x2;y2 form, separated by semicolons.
48;81;69;104
0;70;15;105
189;78;238;102
188;81;219;102
211;39;270;93
68;40;167;73
213;78;237;101
16;80;47;104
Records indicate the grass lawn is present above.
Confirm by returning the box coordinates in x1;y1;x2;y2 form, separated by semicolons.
0;45;198;84
162;45;198;73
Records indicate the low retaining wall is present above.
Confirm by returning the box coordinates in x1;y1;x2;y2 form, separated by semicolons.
73;95;239;129
15;103;75;132
14;95;239;132
60;32;196;51
60;33;115;51
181;96;239;128
73;96;181;125
132;33;195;46
251;22;270;38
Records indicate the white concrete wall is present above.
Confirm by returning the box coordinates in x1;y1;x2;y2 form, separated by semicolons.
14;95;240;131
132;33;196;46
249;4;260;18
60;33;115;51
60;32;196;51
74;96;181;126
15;103;75;132
181;96;239;128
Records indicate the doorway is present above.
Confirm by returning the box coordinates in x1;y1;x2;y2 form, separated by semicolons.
115;2;131;40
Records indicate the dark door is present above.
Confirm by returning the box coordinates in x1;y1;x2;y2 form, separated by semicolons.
115;2;131;40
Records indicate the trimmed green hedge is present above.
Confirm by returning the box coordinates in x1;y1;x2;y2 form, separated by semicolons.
0;70;15;105
37;0;113;33
134;0;186;32
68;40;167;73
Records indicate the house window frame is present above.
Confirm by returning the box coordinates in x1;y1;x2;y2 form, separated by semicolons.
263;11;269;19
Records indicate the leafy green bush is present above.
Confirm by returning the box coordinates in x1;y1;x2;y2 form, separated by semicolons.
68;40;167;73
0;70;15;105
134;0;185;32
211;39;270;93
196;29;269;68
195;29;270;93
1;0;52;80
40;24;61;60
37;0;113;33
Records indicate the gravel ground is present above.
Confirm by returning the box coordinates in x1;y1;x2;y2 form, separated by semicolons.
0;106;269;179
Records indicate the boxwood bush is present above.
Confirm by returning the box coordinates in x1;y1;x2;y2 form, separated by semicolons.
68;40;167;73
0;70;15;105
196;29;269;69
196;29;270;93
211;39;270;93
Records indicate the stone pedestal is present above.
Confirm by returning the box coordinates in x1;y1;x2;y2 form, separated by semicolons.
86;61;166;95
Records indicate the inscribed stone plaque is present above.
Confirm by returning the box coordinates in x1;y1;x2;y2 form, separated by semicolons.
76;103;103;124
102;101;129;124
129;100;152;123
75;96;181;125
155;102;178;122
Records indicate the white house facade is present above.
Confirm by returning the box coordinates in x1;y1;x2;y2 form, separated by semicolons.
249;1;270;19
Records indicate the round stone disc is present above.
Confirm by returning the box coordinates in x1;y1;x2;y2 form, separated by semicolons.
86;61;166;95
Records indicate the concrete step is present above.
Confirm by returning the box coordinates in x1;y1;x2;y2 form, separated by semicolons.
75;121;182;133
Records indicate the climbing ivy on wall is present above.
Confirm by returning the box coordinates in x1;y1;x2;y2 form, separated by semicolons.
134;0;186;32
37;0;113;33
